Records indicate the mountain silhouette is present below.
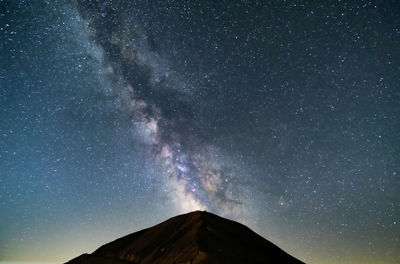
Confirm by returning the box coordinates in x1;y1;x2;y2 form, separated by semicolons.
66;211;305;264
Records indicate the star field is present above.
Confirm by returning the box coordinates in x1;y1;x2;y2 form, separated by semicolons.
1;1;399;263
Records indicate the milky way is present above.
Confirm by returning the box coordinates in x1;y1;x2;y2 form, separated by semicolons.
75;1;247;218
1;1;399;263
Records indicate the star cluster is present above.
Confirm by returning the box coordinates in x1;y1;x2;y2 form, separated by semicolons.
0;1;399;264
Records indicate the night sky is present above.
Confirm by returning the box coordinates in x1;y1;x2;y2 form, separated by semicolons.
1;1;399;263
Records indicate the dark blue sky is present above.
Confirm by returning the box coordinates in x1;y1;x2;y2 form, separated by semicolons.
1;1;399;263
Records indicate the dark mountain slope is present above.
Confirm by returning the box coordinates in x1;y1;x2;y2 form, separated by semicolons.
66;211;305;264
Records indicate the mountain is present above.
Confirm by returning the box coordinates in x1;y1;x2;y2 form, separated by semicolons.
66;211;305;264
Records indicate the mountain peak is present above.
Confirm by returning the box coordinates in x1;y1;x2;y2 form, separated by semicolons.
66;211;305;264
